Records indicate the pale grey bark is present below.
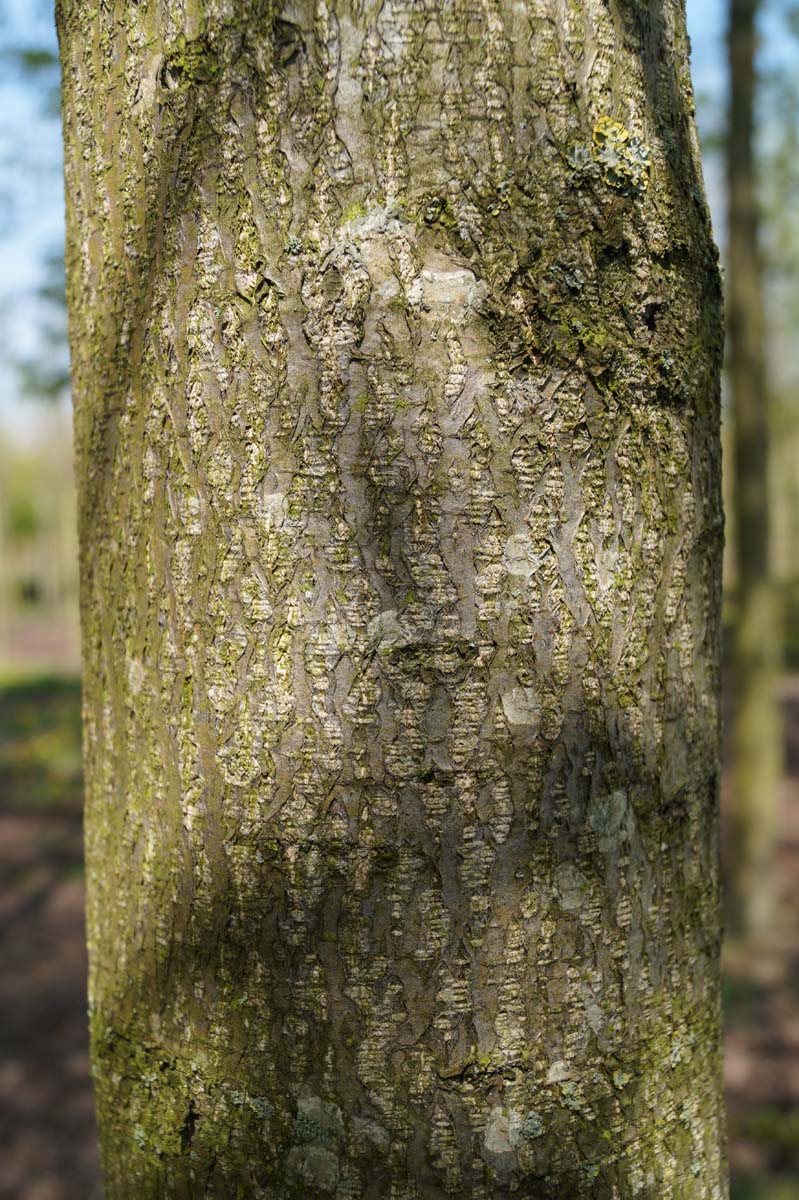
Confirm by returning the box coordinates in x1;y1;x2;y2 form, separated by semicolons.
58;1;726;1196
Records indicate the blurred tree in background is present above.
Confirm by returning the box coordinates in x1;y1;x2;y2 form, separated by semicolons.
725;0;798;936
727;0;781;936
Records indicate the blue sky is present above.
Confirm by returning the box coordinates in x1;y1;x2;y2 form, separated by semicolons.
0;0;64;431
0;0;793;432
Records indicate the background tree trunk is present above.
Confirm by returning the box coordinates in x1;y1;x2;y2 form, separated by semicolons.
58;1;726;1196
726;0;781;938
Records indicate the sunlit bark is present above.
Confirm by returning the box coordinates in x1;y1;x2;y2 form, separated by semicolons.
59;1;726;1195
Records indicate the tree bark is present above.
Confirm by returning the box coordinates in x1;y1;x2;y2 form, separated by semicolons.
58;1;726;1196
726;0;781;937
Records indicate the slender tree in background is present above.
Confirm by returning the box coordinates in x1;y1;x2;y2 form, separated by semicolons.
727;0;781;937
57;1;726;1196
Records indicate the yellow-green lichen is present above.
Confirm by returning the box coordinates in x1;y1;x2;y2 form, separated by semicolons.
591;117;650;194
160;35;220;93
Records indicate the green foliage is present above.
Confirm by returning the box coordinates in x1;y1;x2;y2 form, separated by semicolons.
722;973;768;1018
0;675;83;811
5;490;39;539
731;1172;799;1200
784;588;799;666
0;40;61;115
5;46;59;73
738;1107;799;1160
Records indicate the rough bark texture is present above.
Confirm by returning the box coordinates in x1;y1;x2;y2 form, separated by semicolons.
726;0;780;937
58;1;726;1196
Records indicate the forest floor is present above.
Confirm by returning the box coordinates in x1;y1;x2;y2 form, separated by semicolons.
0;673;796;1200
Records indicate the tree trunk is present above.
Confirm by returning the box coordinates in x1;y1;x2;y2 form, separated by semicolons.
726;0;781;938
58;1;726;1196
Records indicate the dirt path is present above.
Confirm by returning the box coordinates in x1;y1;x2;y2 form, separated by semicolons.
0;813;100;1200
